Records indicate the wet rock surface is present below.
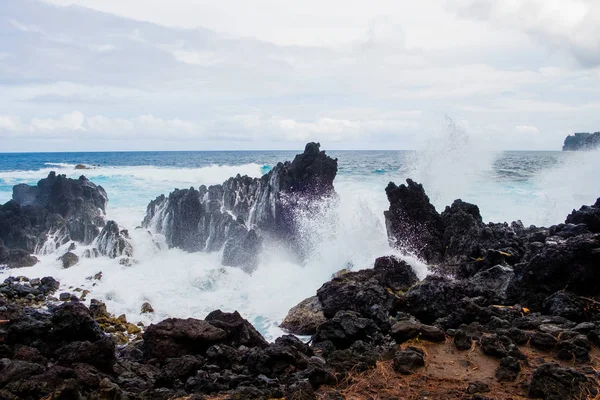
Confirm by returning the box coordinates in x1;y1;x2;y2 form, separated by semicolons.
142;142;338;272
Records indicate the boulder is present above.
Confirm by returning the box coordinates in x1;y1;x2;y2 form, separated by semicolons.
384;179;444;263
60;251;79;268
142;318;227;360
566;198;600;233
281;296;326;335
313;311;381;350
95;220;133;259
0;172;108;257
528;363;598;400
204;310;268;348
390;320;445;343
393;347;425;375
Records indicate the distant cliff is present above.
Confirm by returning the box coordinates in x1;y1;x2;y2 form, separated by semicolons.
562;131;600;151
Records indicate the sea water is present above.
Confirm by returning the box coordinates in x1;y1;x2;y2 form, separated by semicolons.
1;145;599;339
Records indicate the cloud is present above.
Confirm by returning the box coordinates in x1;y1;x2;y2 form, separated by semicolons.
1;0;599;151
450;0;600;66
515;125;540;135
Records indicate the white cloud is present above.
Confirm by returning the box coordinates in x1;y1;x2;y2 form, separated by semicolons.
515;125;540;135
172;50;225;66
451;0;600;66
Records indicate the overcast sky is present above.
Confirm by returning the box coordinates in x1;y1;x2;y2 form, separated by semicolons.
1;0;599;151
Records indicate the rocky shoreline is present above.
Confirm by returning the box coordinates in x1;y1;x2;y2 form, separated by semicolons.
1;144;599;399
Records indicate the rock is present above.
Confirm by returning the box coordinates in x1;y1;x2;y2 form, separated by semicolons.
543;291;596;323
466;381;490;394
95;220;133;258
313;311;381;350
59;292;71;301
142;143;337;271
531;331;558;351
55;336;116;372
495;356;520;382
60;251;79;268
390;320;445;343
562;131;600;151
142;318;227;360
50;301;105;343
507;232;600;310
1;172;108;254
384;179;444;263
204;309;268;348
0;246;38;268
480;334;508;358
141;302;154;314
566;198;600;233
529;363;598;400
281;296;326;335
393;346;425;374
454;329;472;350
316;256;417;329
74;164;89;170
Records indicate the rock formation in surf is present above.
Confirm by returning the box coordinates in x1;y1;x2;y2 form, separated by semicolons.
384;178;600;309
142;142;338;272
0;172;132;268
562;131;600;151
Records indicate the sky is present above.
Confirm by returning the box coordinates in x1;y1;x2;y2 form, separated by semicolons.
0;0;599;151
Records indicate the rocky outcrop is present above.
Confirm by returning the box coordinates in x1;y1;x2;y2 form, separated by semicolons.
94;220;133;259
142;142;338;272
562;131;600;151
384;179;444;263
0;172;108;267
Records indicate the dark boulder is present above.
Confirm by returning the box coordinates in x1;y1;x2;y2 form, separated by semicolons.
316;256;416;328
60;251;79;268
495;356;520;382
384;179;444;263
566;198;600;233
143;318;227;360
55;336;116;372
313;311;381;350
393;346;425;375
507;233;600;309
390;319;445;343
204;310;268;349
280;296;326;335
50;301;105;343
529;363;598;400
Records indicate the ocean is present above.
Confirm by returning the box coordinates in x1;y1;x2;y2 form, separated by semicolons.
1;145;599;339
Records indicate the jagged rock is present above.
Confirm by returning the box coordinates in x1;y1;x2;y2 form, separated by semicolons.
142;318;227;360
453;329;472;350
0;172;107;254
0;245;38;268
204;309;268;349
95;220;133;259
142;143;337;272
529;363;598;400
393;346;425;375
280;296;326;335
466;381;490;394
495;356;520;382
315;256;416;328
507;232;600;309
313;311;381;350
390;320;445;343
566;198;600;233
384;179;444;263
60;251;79;268
141;302;154;314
